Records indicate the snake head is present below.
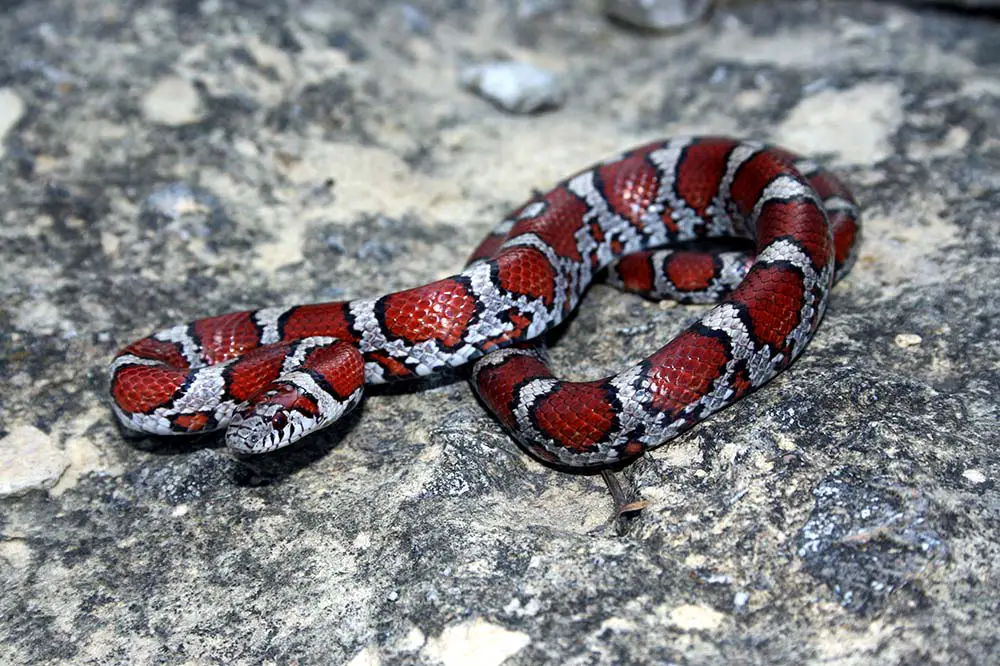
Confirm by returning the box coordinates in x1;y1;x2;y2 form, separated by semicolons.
226;376;364;455
224;338;366;455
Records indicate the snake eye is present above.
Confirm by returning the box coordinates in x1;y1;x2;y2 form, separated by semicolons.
270;411;288;431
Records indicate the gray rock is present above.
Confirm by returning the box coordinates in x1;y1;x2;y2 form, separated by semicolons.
0;426;68;496
1;1;999;664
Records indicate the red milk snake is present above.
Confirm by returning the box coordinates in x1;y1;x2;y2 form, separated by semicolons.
110;136;861;468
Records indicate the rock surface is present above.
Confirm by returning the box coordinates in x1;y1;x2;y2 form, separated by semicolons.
1;1;998;664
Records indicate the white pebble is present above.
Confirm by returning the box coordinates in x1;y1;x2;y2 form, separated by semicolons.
605;0;713;30
0;87;26;159
963;469;986;485
894;333;922;348
460;61;565;114
141;76;206;126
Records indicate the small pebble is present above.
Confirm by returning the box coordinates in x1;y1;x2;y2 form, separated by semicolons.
894;333;922;348
460;61;565;114
0;87;26;159
962;469;986;485
142;182;220;222
141;75;206;126
605;0;713;31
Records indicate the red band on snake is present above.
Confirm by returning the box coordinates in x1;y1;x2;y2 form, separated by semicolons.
109;136;861;468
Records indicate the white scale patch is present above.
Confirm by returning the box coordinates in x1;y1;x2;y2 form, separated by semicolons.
254;307;288;345
518;201;547;220
407;339;475;376
648;138;709;242
279;336;341;373
749;175;820;226
282;370;349;422
464;262;519;344
108;353;161;381
169;365;229;414
350;297;383;354
511;377;559;447
718;252;752;287
756;238;819;278
470;346;533;381
822;195;859;214
115;408;174;436
607;364;653;437
154;324;202;366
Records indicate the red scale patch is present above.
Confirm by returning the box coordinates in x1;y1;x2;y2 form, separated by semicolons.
226;344;290;402
598;145;662;228
495;246;556;305
123;337;189;368
194;311;261;365
507;187;587;260
505;312;534;344
622;441;644;459
614;253;655;293
475;352;551;427
831;213;859;268
369;351;413;379
172;412;211;432
762;146;801;169
803;170;848;201
245;383;321;421
281;303;355;342
533;382;616;452
675;139;737;219
382;279;477;347
755;200;831;270
646;330;730;416
731;265;806;351
302;342;365;400
665;252;717;292
729;152;797;221
112;364;188;415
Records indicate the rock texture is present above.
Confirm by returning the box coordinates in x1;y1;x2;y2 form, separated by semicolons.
1;1;998;664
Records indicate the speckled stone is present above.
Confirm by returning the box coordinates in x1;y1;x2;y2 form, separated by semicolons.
1;1;999;664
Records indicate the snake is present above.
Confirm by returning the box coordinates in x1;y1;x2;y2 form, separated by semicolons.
109;136;861;468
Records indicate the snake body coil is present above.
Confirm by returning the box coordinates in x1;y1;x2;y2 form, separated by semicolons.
110;137;861;467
